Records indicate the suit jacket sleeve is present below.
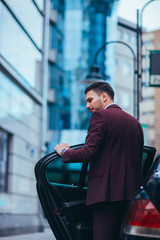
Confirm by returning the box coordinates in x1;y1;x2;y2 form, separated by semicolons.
62;111;106;163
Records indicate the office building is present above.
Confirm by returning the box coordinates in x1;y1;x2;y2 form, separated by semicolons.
46;0;119;151
108;17;137;117
0;0;49;236
140;29;160;153
47;0;65;139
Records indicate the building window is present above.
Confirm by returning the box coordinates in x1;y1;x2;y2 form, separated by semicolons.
122;60;131;75
143;40;153;46
124;32;131;43
131;35;136;45
0;3;42;88
0;128;10;192
117;29;123;40
120;93;130;110
115;58;119;71
58;39;63;53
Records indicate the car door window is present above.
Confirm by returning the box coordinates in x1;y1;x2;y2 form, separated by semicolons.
45;156;83;186
142;146;156;178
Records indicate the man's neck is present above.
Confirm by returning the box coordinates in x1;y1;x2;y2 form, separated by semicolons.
104;102;115;109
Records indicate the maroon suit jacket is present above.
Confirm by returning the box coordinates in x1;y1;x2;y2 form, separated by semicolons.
62;105;144;206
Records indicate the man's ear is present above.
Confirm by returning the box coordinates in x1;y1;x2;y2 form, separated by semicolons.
101;92;108;102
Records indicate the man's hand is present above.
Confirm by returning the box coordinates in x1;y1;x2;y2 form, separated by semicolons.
54;143;70;156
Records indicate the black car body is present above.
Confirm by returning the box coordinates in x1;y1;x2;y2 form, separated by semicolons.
123;151;160;240
35;145;160;240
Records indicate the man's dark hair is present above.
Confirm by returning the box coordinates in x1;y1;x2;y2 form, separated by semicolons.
85;81;114;100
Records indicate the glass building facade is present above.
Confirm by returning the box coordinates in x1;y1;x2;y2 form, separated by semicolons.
0;0;47;236
48;0;66;132
63;0;114;131
0;1;43;90
46;0;118;152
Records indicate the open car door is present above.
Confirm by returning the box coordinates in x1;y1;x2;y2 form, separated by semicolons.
35;144;156;240
142;145;156;178
35;144;92;240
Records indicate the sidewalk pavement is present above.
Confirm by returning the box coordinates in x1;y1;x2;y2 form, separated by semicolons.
0;228;56;240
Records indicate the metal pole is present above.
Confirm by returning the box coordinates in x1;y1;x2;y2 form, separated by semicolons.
136;10;140;121
137;0;159;121
133;57;136;118
41;0;50;156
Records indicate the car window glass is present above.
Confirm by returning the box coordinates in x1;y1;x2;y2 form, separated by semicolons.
45;157;83;186
85;164;89;187
142;152;147;167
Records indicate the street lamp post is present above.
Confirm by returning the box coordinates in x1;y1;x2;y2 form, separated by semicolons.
136;0;160;120
83;40;138;119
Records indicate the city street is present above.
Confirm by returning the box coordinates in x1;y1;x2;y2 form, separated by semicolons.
0;228;55;240
1;0;160;239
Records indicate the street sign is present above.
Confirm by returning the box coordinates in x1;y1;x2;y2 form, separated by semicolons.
149;50;160;87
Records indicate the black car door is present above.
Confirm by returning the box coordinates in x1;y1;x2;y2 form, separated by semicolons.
142;145;156;178
35;144;156;240
35;144;92;240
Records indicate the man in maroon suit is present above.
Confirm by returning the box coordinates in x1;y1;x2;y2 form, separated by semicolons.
54;81;144;240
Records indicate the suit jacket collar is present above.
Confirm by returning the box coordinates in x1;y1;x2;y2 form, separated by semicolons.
105;104;122;110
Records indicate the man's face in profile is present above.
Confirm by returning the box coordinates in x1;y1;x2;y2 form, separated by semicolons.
85;90;106;113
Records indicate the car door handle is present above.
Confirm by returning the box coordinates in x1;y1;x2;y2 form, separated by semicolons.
63;200;86;208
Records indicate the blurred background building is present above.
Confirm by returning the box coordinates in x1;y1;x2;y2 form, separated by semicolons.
0;0;160;237
115;17;137;116
140;29;160;153
47;0;65;146
47;0;120;151
0;0;48;236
